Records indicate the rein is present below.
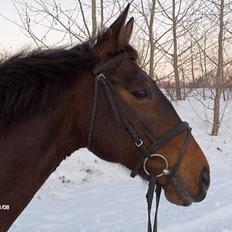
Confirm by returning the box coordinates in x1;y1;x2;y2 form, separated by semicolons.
87;52;192;232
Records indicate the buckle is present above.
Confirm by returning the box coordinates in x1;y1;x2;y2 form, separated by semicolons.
96;73;106;81
135;139;143;147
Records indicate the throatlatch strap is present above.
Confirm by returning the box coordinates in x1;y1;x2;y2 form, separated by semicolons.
98;76;122;125
88;52;129;150
88;77;99;149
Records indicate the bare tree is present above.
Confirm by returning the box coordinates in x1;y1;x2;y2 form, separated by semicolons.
135;0;157;79
172;0;182;100
100;0;104;29
211;0;225;135
148;0;156;79
92;0;97;38
156;0;199;100
5;0;120;48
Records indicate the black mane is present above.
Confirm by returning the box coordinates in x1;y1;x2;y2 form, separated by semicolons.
0;37;138;129
0;42;98;128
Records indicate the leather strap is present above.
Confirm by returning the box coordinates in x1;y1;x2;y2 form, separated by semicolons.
88;77;100;148
148;122;189;153
88;52;191;232
93;53;128;75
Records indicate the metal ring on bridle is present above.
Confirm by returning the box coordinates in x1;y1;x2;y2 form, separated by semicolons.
143;154;170;177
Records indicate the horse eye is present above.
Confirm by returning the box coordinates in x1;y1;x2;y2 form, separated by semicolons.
132;90;149;99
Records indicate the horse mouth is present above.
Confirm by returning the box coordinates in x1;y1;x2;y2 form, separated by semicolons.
163;176;196;206
182;198;192;206
164;186;193;206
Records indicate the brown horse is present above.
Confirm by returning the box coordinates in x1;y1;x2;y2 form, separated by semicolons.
0;5;209;232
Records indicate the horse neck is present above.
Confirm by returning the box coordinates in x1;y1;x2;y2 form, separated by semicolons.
0;73;91;231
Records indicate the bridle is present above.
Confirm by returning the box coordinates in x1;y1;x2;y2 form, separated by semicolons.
87;52;192;232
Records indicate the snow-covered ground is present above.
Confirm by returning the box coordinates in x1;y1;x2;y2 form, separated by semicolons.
9;95;232;232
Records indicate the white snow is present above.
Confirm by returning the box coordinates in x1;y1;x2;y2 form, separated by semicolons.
9;94;232;232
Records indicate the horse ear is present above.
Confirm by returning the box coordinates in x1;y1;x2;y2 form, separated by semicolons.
109;4;130;35
124;17;134;43
94;4;131;57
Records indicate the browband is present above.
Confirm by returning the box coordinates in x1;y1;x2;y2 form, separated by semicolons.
93;52;129;75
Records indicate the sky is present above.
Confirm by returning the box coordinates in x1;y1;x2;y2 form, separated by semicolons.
0;1;33;51
0;0;83;52
0;0;173;76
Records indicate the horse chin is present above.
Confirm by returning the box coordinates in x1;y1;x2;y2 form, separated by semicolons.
163;181;193;207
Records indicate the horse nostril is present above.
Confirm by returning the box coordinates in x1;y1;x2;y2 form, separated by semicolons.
200;166;210;191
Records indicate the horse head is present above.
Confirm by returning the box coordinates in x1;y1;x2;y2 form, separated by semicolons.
85;4;210;206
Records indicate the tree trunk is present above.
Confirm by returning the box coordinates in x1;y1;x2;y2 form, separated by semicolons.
222;68;226;101
92;0;97;38
212;88;221;135
190;41;195;84
203;37;208;100
211;0;224;136
100;0;104;29
172;0;181;100
148;0;156;80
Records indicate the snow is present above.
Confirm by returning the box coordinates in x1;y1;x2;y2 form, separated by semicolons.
9;95;232;232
